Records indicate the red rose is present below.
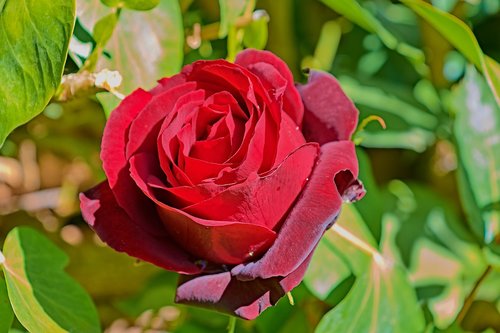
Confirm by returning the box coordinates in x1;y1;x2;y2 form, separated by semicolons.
80;49;364;319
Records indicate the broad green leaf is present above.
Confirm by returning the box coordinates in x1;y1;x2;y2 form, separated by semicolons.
315;260;425;333
385;182;487;328
0;0;75;146
2;227;100;333
218;0;247;38
401;0;500;106
453;66;500;245
77;0;183;93
305;205;377;302
0;276;14;333
101;0;159;11
321;0;425;71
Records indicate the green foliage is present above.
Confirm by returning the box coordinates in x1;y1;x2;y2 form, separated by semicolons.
77;0;184;93
1;227;100;333
101;0;160;11
321;0;425;72
453;66;500;249
316;260;425;333
218;0;248;38
242;11;268;50
0;0;75;147
0;277;14;333
402;0;500;105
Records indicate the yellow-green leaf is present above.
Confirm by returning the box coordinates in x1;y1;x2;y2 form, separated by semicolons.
2;227;100;333
0;0;75;146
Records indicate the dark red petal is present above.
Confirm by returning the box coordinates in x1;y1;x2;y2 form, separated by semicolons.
126;82;197;159
183;143;318;230
129;153;277;265
100;89;166;236
79;181;201;274
101;88;151;189
232;141;365;280
235;49;304;127
297;70;359;144
274;112;306;166
175;252;313;320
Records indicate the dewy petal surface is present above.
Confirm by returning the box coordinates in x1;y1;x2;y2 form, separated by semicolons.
297;70;359;144
80;181;201;274
232;140;364;280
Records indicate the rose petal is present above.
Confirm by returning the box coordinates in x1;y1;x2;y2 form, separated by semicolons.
175;252;313;320
236;49;304;127
183;143;319;230
126;82;197;159
80;181;201;274
100;88;167;236
129;153;277;265
232;140;365;280
297;70;359;143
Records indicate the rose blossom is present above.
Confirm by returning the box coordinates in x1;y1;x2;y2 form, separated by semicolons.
80;49;365;319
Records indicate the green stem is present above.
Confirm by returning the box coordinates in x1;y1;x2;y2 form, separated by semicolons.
456;265;493;323
227;316;237;333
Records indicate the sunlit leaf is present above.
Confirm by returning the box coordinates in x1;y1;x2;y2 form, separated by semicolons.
218;0;247;38
315;259;425;333
304;204;374;301
385;182;487;328
101;0;159;11
77;0;184;93
401;0;500;105
0;277;14;333
453;66;500;246
321;0;425;71
0;0;75;146
2;227;100;333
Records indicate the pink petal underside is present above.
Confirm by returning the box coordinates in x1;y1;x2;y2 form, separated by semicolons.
232;140;365;281
175;251;313;320
129;153;277;265
235;49;304;127
80;181;201;274
297;70;359;144
182;143;319;230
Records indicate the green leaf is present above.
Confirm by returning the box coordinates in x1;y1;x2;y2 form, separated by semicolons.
242;10;268;50
0;0;75;146
77;0;183;93
320;0;425;72
96;91;121;119
1;227;100;333
218;0;247;38
453;66;500;246
101;0;159;11
304;205;377;302
401;0;500;106
0;276;14;333
339;76;438;152
316;260;425;333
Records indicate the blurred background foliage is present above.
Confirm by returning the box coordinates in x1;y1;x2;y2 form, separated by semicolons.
1;0;500;332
